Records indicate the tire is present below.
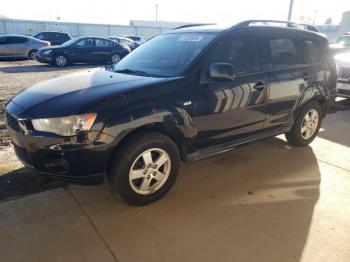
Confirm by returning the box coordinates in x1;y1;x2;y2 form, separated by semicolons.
54;54;68;67
285;101;322;147
28;50;37;60
110;53;121;64
109;132;180;206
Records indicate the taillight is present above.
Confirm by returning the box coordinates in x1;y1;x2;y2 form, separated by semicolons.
42;41;51;46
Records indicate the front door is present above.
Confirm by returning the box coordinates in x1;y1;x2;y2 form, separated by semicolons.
70;38;95;62
194;31;268;147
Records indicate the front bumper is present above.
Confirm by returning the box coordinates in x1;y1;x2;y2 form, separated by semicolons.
5;111;116;185
35;52;53;63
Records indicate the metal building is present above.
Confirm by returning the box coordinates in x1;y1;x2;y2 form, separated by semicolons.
0;18;174;38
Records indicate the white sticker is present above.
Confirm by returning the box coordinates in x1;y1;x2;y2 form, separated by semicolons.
178;35;203;42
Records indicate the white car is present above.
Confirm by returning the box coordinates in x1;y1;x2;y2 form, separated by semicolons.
335;52;350;98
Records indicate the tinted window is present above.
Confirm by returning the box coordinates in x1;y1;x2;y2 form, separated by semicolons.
75;38;94;47
0;37;7;44
303;38;321;63
269;38;301;67
35;33;45;40
95;39;114;47
7;37;29;44
209;35;261;75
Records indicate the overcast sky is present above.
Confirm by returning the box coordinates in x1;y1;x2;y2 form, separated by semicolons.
1;0;349;25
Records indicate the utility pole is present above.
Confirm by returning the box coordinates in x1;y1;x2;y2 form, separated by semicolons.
287;0;294;21
155;4;159;22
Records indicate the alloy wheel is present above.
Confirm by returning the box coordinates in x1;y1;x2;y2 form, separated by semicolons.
300;109;319;140
129;148;171;195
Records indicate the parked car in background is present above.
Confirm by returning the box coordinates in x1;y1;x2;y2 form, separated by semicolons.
335;52;350;98
5;21;337;206
109;36;136;52
34;31;72;46
330;32;350;55
124;35;146;47
0;34;50;60
36;36;129;67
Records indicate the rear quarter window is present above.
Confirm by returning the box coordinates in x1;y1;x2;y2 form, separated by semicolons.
7;37;29;44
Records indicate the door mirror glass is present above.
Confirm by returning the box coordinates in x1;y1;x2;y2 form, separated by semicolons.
209;63;234;80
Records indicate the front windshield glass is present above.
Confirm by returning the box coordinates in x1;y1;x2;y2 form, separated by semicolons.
337;36;350;46
60;38;78;47
112;33;217;77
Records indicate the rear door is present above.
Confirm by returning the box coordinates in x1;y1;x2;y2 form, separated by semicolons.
6;36;29;56
263;32;309;129
0;37;8;56
92;38;115;62
194;30;268;147
69;38;94;62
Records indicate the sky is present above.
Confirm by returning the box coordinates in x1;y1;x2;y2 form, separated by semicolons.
1;0;349;26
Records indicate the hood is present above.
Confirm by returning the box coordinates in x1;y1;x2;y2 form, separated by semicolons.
9;67;167;118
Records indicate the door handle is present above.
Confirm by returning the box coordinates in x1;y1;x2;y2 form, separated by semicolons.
253;81;267;91
302;72;310;81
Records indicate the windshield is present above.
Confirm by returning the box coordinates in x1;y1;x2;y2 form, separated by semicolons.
60;38;79;47
336;36;350;46
112;33;217;77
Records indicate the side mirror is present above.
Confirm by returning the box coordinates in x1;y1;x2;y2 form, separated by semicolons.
209;63;234;80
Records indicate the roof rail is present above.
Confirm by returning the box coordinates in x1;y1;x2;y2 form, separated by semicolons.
172;23;216;30
233;20;318;32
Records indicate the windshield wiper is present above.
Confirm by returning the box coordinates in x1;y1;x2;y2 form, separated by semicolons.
114;69;150;77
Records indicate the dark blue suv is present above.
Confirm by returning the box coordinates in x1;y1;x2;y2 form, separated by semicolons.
5;20;337;205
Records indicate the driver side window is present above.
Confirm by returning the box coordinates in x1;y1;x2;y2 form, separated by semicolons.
75;38;94;47
208;34;261;75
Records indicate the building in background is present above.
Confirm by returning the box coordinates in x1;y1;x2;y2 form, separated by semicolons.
1;10;350;40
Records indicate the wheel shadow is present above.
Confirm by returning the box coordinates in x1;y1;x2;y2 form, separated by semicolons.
0;167;67;203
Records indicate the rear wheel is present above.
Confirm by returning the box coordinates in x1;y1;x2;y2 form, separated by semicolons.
285;101;322;146
28;50;37;60
54;54;68;67
109;132;180;206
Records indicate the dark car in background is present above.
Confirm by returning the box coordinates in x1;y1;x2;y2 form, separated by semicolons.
0;34;50;60
36;36;129;67
5;21;337;205
109;36;136;52
34;31;72;46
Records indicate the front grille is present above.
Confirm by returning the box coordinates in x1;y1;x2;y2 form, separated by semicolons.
13;143;33;167
339;67;350;79
6;112;20;132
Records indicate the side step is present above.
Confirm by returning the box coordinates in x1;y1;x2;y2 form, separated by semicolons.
186;128;287;162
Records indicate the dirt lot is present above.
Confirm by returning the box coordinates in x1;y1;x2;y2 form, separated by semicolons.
0;60;350;262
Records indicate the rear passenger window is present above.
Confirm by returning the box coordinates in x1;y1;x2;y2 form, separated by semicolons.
303;38;321;63
269;38;301;67
209;35;261;75
95;39;114;47
7;37;28;44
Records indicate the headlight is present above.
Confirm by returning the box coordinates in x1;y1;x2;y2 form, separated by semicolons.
42;50;52;55
32;113;97;136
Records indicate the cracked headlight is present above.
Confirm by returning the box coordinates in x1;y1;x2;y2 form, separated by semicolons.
42;50;52;55
32;113;97;136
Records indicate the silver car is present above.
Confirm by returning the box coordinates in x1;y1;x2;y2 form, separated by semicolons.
0;34;50;60
335;52;350;98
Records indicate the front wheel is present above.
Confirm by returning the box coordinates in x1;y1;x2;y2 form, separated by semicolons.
109;132;180;206
110;53;121;64
285;101;322;147
54;54;68;67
